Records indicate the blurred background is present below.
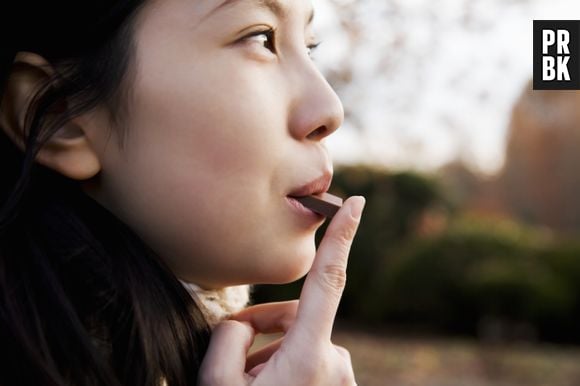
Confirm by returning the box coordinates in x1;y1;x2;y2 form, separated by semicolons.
254;0;580;385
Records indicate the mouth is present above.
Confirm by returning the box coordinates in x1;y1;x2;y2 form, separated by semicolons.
286;171;333;199
285;196;326;222
285;171;333;223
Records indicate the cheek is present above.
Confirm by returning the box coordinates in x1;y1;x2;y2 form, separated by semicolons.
109;58;313;285
126;48;293;222
120;164;316;287
133;55;286;173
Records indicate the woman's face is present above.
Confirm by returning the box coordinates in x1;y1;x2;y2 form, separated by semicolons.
84;0;343;288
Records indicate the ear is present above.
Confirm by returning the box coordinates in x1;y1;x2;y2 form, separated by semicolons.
0;52;101;180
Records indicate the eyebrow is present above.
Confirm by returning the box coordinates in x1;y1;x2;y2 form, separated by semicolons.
206;0;315;26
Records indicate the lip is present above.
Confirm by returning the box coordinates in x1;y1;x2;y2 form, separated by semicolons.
285;170;333;224
287;171;333;198
285;196;325;223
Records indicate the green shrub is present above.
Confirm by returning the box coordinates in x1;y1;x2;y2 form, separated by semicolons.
253;165;580;343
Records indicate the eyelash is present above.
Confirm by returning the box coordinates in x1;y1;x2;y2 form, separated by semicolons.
243;28;321;57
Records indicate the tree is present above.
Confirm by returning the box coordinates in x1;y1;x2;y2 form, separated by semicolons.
500;80;580;232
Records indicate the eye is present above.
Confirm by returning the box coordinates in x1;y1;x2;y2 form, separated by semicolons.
243;28;277;54
306;41;321;58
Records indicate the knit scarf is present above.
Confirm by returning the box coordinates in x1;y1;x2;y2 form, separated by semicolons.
180;281;251;327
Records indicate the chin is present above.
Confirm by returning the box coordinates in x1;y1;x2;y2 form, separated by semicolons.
267;244;316;284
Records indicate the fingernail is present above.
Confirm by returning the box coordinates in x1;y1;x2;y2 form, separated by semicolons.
349;196;365;221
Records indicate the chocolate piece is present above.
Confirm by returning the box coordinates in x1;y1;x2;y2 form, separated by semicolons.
295;192;343;218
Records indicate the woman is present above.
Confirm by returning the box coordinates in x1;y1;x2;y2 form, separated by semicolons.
0;0;365;384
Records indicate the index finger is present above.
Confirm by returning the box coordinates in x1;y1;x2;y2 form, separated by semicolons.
288;196;365;344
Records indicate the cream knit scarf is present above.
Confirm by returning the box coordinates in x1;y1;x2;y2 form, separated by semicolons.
180;281;251;327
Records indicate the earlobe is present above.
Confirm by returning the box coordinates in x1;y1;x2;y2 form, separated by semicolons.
0;51;102;181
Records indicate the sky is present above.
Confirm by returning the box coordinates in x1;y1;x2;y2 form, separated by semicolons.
312;0;580;175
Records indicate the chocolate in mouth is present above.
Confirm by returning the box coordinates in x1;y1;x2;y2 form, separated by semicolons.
293;193;343;218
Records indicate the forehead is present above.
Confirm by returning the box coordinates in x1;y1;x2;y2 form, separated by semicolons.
140;0;314;29
198;0;314;25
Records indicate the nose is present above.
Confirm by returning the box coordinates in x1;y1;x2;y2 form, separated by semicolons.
287;61;344;142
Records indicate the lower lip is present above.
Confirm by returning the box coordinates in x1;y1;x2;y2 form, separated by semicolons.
285;196;325;223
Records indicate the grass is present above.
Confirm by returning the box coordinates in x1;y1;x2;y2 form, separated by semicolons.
251;324;580;386
332;325;580;386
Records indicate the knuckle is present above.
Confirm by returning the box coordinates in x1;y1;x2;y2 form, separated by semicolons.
316;263;347;293
335;359;356;386
309;357;335;383
303;357;326;379
328;224;356;248
339;370;356;386
335;345;352;361
285;351;321;381
291;348;355;386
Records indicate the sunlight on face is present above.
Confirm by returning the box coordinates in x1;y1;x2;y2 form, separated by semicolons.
84;0;344;288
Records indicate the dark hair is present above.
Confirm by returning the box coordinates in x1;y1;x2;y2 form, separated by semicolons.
0;2;210;385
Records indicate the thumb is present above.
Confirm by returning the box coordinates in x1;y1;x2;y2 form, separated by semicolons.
198;321;254;386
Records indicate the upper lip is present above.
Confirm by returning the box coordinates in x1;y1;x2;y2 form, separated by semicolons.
287;171;333;197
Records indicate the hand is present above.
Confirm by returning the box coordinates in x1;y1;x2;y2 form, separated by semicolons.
198;196;366;386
